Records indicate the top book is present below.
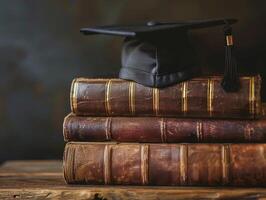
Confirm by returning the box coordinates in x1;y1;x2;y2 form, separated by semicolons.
70;75;261;119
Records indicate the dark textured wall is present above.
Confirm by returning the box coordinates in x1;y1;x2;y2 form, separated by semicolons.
1;0;266;161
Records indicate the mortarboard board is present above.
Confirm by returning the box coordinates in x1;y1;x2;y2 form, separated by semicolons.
81;18;239;92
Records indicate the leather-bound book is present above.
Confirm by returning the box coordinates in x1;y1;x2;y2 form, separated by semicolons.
63;142;266;186
70;75;261;119
63;107;266;142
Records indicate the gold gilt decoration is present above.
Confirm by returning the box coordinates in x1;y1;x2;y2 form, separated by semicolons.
152;88;160;116
196;122;203;142
180;144;188;185
129;82;136;115
249;77;255;116
70;79;78;113
160;118;167;143
105;80;112;116
103;145;111;184
221;145;230;185
105;117;112;140
207;79;214;116
226;35;233;46
141;144;149;185
182;82;188;113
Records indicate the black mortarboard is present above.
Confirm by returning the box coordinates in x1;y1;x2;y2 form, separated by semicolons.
81;18;239;92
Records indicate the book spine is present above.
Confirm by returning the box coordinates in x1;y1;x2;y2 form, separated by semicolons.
70;76;261;119
63;114;266;142
63;143;266;186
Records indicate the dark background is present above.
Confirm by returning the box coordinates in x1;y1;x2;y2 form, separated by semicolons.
1;0;266;162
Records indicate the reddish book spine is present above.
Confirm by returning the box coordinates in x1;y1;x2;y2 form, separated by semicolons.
63;142;266;186
70;75;261;119
63;110;266;143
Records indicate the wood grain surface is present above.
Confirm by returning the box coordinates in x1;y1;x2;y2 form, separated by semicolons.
0;160;266;199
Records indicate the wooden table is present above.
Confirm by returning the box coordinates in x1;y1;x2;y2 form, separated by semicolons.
0;160;266;200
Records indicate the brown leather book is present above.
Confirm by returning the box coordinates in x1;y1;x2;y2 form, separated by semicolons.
70;75;261;119
63;109;266;143
63;142;266;186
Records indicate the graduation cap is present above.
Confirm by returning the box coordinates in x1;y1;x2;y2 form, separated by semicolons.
81;18;239;92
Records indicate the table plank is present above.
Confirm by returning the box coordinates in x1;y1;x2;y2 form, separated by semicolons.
0;160;266;200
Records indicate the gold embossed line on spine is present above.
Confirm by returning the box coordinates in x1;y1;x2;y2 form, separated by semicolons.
140;144;149;185
152;88;160;116
105;117;112;140
249;77;255;116
221;144;230;185
129;82;135;115
182;82;188;114
207;79;214;116
180;144;188;185
70;79;78;113
160;118;167;143
105;80;112;116
103;144;111;184
226;35;233;46
196;122;203;142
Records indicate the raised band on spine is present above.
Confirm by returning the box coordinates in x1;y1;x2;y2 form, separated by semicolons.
103;144;111;184
129;82;136;115
105;117;112;140
249;77;255;116
141;144;149;185
196;122;203;142
105;80;112;116
182;82;188;113
160;118;167;143
180;144;188;185
221;144;230;184
207;79;214;116
153;88;160;116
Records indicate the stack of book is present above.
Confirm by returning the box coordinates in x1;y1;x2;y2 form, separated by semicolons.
63;75;266;186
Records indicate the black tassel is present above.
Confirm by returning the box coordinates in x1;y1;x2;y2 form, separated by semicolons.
221;21;240;92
